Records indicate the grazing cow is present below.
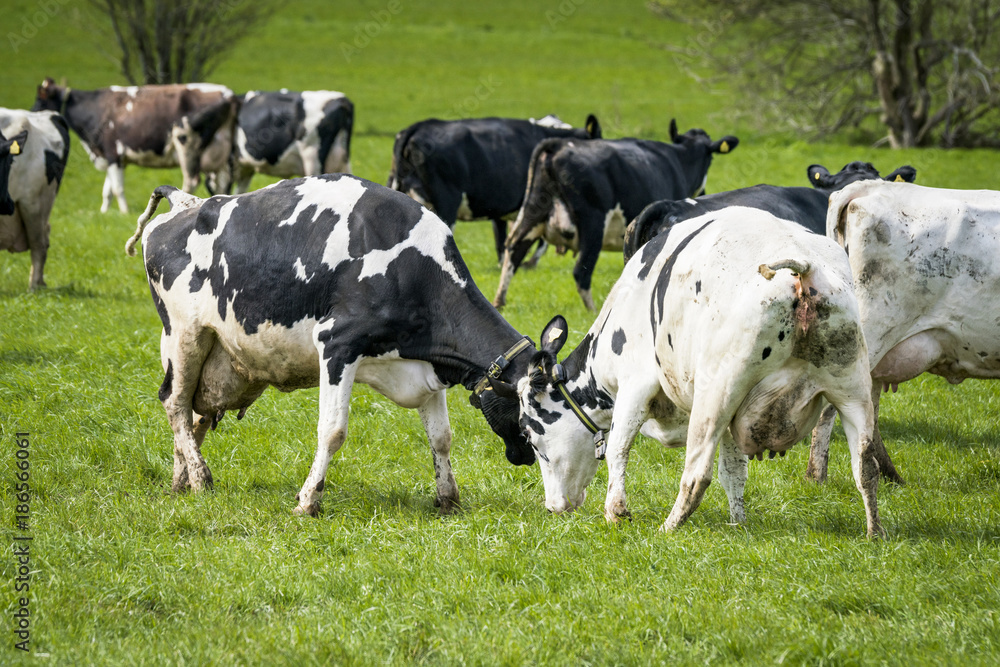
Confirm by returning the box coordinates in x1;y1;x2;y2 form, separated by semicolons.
32;77;235;213
492;209;883;536
0;109;70;289
177;89;354;195
623;162;917;261
493;119;739;310
125;174;539;516
807;181;1000;483
388;114;601;259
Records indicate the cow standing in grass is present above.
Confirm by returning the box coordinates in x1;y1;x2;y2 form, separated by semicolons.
33;78;235;212
0;109;70;289
126;174;538;515
807;181;1000;483
496;208;883;536
389;114;601;260
494;119;739;310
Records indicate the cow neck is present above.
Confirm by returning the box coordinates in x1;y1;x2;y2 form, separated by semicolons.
671;143;713;198
557;329;615;425
60;89;106;148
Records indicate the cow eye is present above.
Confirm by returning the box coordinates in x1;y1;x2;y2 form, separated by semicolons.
177;135;187;145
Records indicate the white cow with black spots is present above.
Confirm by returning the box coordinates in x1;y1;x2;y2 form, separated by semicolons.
495;208;884;536
807;181;1000;483
126;174;540;516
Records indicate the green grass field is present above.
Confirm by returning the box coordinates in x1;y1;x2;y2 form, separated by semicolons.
2;1;1000;664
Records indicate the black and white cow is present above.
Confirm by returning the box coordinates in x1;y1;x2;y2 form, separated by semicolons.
0;109;70;289
623;161;917;261
178;89;354;195
125;174;539;516
388;114;601;259
493;119;739;310
806;181;1000;484
32;78;235;212
496;208;883;536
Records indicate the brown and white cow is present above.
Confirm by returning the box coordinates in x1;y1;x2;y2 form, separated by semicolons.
0;109;70;289
807;181;1000;483
32;78;235;213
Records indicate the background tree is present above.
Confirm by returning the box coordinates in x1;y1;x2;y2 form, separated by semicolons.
652;0;1000;148
88;0;274;85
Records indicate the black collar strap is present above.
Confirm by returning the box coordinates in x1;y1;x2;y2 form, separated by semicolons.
472;337;533;398
550;363;607;460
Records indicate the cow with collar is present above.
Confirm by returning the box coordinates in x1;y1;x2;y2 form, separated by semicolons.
623;161;917;261
806;181;1000;484
1;109;70;289
32;77;236;213
125;174;539;516
177;89;354;195
493;208;883;536
493;119;739;310
388;114;601;260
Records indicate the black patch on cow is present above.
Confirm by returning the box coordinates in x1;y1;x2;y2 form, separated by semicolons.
158;360;173;402
667;334;672;349
148;279;171;335
649;220;714;335
44;150;65;184
317;98;353;169
240;93;306;165
778;330;785;342
808;286;817;296
611;328;627;355
762;347;771;360
695;280;701;294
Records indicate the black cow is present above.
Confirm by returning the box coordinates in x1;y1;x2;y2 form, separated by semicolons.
389;114;601;259
125;174;538;516
176;89;355;195
33;78;235;212
493;119;739;310
623;161;918;261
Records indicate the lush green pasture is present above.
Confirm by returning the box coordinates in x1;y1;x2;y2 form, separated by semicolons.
3;1;1000;664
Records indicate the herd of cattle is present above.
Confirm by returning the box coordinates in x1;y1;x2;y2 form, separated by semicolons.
3;78;999;537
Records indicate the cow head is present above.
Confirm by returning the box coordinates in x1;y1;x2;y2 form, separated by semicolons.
32;77;66;113
668;118;739;197
0;129;27;216
807;161;916;195
515;316;601;512
171;98;238;194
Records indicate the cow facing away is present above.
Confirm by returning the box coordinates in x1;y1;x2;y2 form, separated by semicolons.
389;114;601;260
0;109;70;289
807;181;1000;484
176;90;354;195
623;161;917;262
493;119;739;310
33;77;235;213
496;210;882;537
126;174;539;516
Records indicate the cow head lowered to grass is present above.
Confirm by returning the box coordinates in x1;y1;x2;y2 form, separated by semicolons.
495;207;885;537
493;118;739;311
125;174;539;516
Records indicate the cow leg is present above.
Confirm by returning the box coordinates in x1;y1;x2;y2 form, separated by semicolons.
173;415;212;490
604;389;654;523
417;389;460;513
19;203;50;289
161;327;216;492
806;403;837;482
490;218;507;263
717;434;748;525
298;143;322;177
870;388;904;485
493;238;538;308
234;164;254;194
832;397;883;539
520;240;549;269
662;400;732;531
107;163;128;214
100;171;113;213
573;233;603;311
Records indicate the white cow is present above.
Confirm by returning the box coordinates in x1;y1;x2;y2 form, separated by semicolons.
498;208;884;537
0;109;70;289
808;181;1000;482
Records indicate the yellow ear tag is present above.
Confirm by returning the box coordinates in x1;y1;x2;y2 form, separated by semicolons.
814;172;821;180
548;327;563;343
719;140;729;153
9;141;20;156
894;174;905;182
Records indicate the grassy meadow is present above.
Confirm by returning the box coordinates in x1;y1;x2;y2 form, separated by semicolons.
2;0;1000;664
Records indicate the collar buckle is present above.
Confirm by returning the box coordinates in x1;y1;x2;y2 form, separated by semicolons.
594;430;607;460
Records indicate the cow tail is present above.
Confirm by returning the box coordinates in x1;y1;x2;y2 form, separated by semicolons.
826;181;873;247
758;260;812;280
125;186;201;256
519;138;564;223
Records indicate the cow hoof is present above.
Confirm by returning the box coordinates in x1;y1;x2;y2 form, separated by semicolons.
604;509;632;524
436;496;461;515
293;502;321;518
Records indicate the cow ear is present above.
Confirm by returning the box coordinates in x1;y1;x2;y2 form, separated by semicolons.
885;165;916;183
585;114;601;139
710;136;738;154
669;119;679;143
540;315;568;355
7;131;27;156
807;164;833;188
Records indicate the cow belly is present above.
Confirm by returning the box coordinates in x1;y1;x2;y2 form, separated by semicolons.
355;356;446;409
122;146;178;168
729;371;825;456
543;198;577;250
0;213;28;253
874;330;1000;385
